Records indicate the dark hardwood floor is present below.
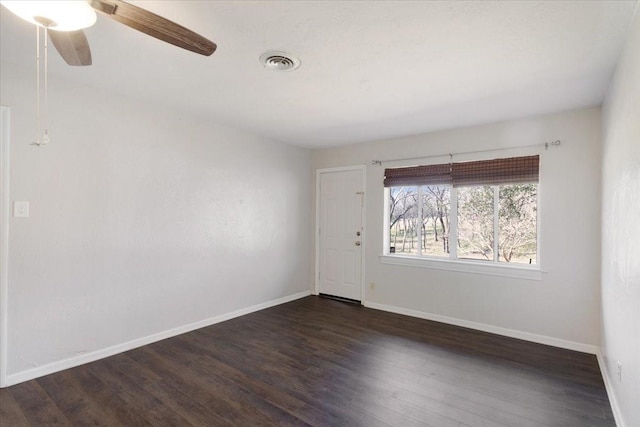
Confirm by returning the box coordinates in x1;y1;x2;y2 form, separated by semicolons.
1;296;615;426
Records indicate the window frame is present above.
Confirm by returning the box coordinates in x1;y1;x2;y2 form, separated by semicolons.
382;183;542;280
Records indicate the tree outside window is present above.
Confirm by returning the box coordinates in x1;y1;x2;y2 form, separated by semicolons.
388;183;537;265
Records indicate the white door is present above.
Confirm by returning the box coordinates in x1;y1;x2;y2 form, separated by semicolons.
317;167;364;301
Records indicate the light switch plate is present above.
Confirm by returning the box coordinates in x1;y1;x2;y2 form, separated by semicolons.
13;201;29;217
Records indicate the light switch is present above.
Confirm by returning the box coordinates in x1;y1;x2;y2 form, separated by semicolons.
13;201;29;218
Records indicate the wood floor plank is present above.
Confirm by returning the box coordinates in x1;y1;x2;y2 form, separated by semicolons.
0;388;30;427
126;346;242;426
37;373;114;426
109;352;234;427
86;356;195;426
66;366;155;426
136;342;308;426
6;381;71;426
0;296;616;427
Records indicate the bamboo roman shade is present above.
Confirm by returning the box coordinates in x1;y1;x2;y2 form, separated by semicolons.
382;163;452;186
384;155;539;187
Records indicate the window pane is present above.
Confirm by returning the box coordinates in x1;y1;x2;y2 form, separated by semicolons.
498;184;537;264
389;186;419;255
457;186;494;260
421;186;451;257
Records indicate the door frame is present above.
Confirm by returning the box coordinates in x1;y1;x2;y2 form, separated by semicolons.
314;165;366;304
0;106;10;387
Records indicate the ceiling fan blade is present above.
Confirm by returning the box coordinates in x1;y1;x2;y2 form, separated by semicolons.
90;0;216;56
48;30;92;66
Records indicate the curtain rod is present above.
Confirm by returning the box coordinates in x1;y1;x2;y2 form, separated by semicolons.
370;140;561;166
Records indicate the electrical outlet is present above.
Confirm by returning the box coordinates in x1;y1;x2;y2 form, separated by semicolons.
617;361;622;382
369;282;375;290
13;201;29;218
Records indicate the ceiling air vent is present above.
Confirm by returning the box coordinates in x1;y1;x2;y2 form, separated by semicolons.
259;51;301;72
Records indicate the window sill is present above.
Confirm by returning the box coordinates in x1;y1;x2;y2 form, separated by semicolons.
379;255;544;280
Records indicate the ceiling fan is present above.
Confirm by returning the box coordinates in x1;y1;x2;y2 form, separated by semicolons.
0;0;217;66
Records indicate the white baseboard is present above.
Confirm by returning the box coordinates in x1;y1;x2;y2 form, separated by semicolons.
5;290;311;387
363;301;598;354
596;348;625;427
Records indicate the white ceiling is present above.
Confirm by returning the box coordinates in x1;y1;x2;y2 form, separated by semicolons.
1;1;637;148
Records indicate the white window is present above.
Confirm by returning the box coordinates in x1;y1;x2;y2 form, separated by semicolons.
388;185;451;257
384;156;539;267
386;183;537;265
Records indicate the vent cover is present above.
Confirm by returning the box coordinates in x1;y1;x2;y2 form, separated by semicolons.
259;51;301;71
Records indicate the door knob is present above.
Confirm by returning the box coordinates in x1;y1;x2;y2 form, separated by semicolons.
355;241;361;246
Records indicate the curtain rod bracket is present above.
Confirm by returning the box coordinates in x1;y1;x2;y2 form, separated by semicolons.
545;140;561;150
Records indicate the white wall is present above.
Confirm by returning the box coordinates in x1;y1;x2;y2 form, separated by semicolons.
0;63;312;381
313;107;602;348
601;8;640;427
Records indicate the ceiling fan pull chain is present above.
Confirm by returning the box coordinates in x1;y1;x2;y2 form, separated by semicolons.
34;25;41;146
32;25;49;147
42;26;49;145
